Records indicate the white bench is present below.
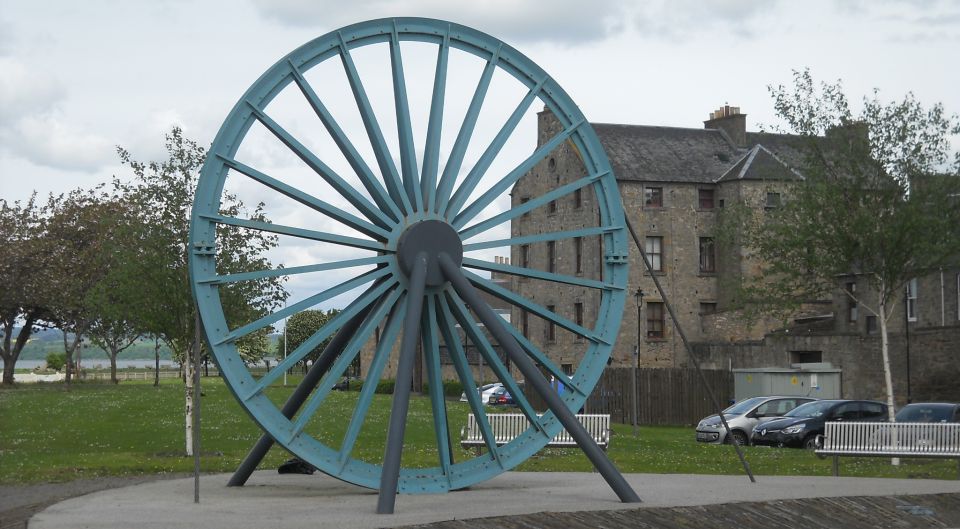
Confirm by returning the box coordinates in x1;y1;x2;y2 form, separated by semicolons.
815;421;960;478
460;413;611;453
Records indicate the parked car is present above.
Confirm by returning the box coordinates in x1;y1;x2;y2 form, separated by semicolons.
695;396;816;445
895;402;960;423
751;399;888;449
487;387;515;406
460;383;503;403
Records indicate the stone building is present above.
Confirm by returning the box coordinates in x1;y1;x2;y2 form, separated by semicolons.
510;106;960;404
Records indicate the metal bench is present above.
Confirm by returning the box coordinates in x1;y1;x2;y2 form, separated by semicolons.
460;413;611;453
816;421;960;478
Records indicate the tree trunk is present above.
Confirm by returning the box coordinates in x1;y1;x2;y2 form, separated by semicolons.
154;337;160;387
2;317;35;385
1;362;14;386
62;332;74;386
878;296;899;466
185;342;194;456
109;351;119;384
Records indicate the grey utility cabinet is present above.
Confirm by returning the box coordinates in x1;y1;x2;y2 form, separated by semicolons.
733;364;841;401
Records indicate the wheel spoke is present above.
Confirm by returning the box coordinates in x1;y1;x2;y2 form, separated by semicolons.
497;318;586;396
422;294;453;477
462;269;604;344
201;213;388;253
435;293;502;464
241;278;397;398
434;45;502;215
443;288;544;432
379;253;429;513
244;102;395;228
458;171;607;239
199;255;389;285
444;76;547;219
286;60;402;222
337;33;412;216
451;118;586;229
421;30;450;214
217;155;389;240
290;287;404;442
389;24;423;212
462;226;618;253
462;257;615;291
217;266;390;346
338;293;407;468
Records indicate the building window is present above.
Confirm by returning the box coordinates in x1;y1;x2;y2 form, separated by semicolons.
698;189;715;209
547;241;556;273
574;237;583;274
906;278;918;322
790;351;822;364
574;188;582;209
644;186;663;208
698;237;715;273
546;305;556;341
521;310;529;338
645;236;663;272
646;302;665;339
718;198;725;208
765;192;781;210
548;200;557;214
574;302;583;326
699;302;717;315
548;157;556;171
520;196;530;216
956;273;959;320
845;282;858;322
866;315;878;334
520;244;530;268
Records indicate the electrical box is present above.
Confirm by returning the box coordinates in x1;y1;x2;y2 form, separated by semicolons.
732;365;841;401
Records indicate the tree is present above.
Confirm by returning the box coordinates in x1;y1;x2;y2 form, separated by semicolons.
115;127;286;454
0;194;54;385
279;309;340;373
731;70;960;426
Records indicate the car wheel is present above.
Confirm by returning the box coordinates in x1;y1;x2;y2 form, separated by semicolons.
729;430;749;446
802;435;819;450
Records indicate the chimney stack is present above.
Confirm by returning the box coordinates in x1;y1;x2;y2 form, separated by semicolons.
704;104;747;147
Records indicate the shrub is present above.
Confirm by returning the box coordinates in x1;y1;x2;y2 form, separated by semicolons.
45;352;66;372
375;379;395;394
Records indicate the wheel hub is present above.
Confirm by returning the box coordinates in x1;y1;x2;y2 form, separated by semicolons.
396;220;462;286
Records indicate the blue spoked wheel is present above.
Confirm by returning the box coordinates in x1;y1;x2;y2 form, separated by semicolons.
189;18;628;494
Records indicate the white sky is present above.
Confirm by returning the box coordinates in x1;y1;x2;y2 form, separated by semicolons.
2;0;959;311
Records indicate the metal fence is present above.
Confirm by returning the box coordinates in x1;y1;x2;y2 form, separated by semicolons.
527;367;733;426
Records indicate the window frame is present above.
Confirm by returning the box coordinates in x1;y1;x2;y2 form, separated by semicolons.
574;236;583;274
698;237;716;273
645;236;663;272
906;278;918;322
644;186;663;208
545;304;556;342
698;188;715;210
764;191;781;210
845;281;858;322
547;240;556;273
646;301;665;340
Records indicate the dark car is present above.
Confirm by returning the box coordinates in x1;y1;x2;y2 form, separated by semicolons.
487;387;515;406
895;402;960;423
752;399;888;449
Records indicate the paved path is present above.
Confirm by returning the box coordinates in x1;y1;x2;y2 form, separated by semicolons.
29;471;960;529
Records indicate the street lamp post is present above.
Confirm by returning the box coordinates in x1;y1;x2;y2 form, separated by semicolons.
633;288;644;437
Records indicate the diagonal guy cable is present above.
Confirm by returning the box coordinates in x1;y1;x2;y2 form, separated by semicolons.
624;216;755;483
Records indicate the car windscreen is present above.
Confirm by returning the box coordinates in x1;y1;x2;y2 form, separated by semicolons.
784;400;836;418
723;397;767;415
896;405;954;422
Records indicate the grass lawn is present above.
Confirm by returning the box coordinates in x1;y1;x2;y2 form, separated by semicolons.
1;378;956;484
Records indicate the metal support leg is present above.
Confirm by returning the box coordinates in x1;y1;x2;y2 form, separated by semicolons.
227;302;376;486
832;455;839;477
439;253;641;504
377;253;428;514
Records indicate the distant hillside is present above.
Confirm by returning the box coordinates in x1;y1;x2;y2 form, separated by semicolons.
5;328;281;360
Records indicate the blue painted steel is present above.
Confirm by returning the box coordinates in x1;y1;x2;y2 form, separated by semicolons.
188;17;629;495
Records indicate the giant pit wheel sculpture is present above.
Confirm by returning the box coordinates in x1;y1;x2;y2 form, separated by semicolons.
189;18;638;512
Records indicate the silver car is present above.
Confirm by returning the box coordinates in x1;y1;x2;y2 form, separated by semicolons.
695;396;816;445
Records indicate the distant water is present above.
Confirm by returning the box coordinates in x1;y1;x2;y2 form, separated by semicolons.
3;358;277;369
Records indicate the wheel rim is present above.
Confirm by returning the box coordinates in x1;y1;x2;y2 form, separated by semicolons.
189;17;628;493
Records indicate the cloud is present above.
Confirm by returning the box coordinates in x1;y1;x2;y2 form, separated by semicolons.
250;0;629;44
632;0;784;40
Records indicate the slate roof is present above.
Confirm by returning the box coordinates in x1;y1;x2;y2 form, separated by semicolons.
589;122;804;184
715;145;802;183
